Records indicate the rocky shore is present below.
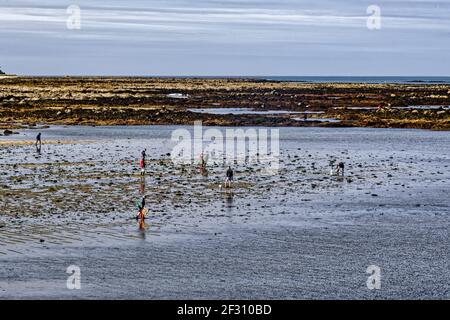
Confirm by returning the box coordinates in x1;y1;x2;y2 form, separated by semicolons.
0;77;449;130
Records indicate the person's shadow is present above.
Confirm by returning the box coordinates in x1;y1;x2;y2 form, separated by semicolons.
225;189;234;210
139;177;146;195
138;218;147;239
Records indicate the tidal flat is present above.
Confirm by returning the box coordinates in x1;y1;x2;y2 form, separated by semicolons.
0;125;449;298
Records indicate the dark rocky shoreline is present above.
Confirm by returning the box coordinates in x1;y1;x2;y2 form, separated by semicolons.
1;77;449;130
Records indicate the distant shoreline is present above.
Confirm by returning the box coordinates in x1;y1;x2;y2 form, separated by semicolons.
3;75;450;85
1;77;449;130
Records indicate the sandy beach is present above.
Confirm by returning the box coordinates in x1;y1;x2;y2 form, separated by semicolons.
3;0;450;305
1;125;449;299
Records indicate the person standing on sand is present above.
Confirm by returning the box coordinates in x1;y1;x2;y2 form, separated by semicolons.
140;156;146;176
336;162;345;176
225;166;234;188
142;149;146;161
200;152;206;169
141;195;146;211
36;132;42;147
136;195;146;219
199;151;208;176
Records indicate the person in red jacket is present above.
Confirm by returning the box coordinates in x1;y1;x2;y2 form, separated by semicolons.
140;157;146;176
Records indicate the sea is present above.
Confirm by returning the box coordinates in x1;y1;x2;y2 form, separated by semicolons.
154;75;450;84
261;76;450;84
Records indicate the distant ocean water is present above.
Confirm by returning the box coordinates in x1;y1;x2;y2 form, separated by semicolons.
262;76;450;84
153;75;450;84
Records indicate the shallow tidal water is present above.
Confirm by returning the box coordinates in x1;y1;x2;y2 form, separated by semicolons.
0;125;449;299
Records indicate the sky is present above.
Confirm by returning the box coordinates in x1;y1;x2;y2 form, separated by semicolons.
1;0;449;76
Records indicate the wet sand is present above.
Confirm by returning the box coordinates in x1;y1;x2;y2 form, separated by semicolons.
0;125;449;299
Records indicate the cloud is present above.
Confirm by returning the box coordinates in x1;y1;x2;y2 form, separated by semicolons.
2;1;449;38
1;0;449;75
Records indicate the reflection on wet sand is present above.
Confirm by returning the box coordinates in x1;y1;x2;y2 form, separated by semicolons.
138;218;147;239
139;177;145;195
137;167;147;237
225;190;234;211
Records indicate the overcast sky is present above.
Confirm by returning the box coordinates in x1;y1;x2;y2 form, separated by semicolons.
1;0;449;76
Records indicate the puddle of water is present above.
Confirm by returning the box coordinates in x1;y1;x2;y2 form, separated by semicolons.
400;105;450;110
167;93;189;99
188;108;324;115
334;106;449;110
334;107;376;110
293;117;341;123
